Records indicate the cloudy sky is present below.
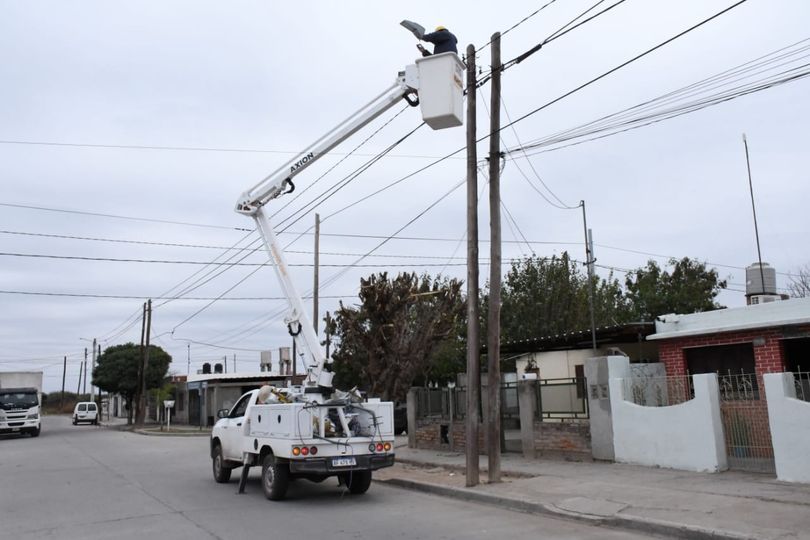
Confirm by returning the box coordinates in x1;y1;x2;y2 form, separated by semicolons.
2;0;808;392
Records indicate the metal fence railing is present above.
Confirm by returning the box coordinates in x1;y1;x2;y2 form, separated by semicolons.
413;377;590;421
535;377;589;419
414;387;464;420
622;374;694;407
792;369;810;402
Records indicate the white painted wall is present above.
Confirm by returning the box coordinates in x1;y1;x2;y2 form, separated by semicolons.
610;373;727;472
764;373;810;483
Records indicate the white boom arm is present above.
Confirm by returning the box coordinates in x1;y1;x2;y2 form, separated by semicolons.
235;71;418;392
234;53;463;395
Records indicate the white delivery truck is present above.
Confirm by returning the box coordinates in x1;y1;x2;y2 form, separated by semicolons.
210;52;464;500
0;371;44;437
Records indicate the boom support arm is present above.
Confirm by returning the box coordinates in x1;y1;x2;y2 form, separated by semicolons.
235;70;419;392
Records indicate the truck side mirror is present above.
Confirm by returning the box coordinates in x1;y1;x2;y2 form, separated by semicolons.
216;409;229;419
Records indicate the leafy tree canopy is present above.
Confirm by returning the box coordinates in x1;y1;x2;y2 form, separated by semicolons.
492;252;632;343
93;342;172;405
330;272;464;401
624;257;727;320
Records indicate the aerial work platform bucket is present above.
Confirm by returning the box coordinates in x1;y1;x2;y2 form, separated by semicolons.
414;52;464;130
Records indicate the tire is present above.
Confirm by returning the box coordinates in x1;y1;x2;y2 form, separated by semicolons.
261;454;289;501
30;427;40;438
212;443;231;483
72;416;77;426
93;418;98;426
343;470;372;495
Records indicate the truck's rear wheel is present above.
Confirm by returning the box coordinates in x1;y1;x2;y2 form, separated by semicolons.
212;443;231;483
342;470;372;494
261;454;289;501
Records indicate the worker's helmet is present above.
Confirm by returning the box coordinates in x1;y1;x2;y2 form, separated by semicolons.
435;25;447;31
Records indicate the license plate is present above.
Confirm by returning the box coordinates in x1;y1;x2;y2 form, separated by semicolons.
332;457;356;467
12;427;20;432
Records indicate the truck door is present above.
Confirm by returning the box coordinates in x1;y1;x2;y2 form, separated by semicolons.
222;393;251;460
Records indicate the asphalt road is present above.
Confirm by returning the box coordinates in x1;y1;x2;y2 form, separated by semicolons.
0;416;657;540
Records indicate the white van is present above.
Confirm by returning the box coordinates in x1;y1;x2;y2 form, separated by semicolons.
72;402;98;425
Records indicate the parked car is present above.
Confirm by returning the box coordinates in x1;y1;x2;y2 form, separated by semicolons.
72;402;98;425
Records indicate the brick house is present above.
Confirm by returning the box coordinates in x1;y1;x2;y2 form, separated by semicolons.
649;297;810;377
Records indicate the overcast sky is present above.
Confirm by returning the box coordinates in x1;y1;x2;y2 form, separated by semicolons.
2;0;808;392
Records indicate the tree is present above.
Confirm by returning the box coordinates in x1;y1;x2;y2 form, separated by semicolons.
330;272;465;401
624;257;727;320
93;343;172;424
492;253;632;343
788;264;810;298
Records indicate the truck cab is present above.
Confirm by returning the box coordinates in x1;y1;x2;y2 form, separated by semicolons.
0;387;41;437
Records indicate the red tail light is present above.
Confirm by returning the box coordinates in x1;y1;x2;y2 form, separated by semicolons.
376;443;384;452
301;446;309;456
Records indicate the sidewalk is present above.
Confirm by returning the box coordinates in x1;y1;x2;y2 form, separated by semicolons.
378;442;810;540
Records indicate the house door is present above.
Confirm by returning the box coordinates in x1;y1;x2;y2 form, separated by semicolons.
685;343;774;473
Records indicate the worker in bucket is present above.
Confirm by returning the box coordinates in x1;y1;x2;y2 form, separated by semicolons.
417;26;458;56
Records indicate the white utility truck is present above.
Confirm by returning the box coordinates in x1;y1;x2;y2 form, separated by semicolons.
210;52;464;500
0;371;44;437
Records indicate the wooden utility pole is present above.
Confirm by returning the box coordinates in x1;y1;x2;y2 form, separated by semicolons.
581;201;598;351
487;32;502;483
60;356;66;412
465;43;481;488
135;301;146;424
76;360;82;395
313;212;320;334
136;299;152;426
82;347;88;395
90;337;97;402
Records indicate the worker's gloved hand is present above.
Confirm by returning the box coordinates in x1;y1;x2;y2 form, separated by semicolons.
416;44;431;57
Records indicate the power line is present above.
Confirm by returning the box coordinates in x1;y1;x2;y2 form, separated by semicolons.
0;289;351;300
496;0;751;135
476;0;561;53
0;202;250;231
507;38;810;156
0;138;460;161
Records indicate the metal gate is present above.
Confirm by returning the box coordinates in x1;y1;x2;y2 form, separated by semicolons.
718;372;774;473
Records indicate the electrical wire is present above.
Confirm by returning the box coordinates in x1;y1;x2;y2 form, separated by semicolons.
0;202;249;231
496;0;751;136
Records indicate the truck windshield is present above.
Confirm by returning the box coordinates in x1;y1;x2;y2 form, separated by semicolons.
0;391;38;409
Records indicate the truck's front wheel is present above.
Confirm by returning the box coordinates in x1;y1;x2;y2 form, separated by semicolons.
342;470;372;495
212;443;231;483
261;455;289;501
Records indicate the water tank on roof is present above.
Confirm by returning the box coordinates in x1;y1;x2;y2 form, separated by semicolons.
746;262;777;296
214;363;223;374
260;350;272;373
279;347;291;375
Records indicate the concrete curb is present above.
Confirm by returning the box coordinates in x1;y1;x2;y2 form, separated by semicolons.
378;477;757;540
133;428;210;437
99;423;210;436
394;457;537;479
